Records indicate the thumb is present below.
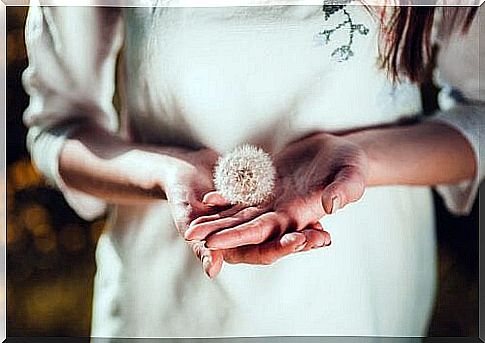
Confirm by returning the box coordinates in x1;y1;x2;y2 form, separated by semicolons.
321;166;365;215
202;191;231;207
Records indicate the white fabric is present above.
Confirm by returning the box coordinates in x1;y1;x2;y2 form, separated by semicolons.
427;7;484;215
22;3;482;338
23;5;123;220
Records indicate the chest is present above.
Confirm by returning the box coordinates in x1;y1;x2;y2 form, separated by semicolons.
120;6;421;152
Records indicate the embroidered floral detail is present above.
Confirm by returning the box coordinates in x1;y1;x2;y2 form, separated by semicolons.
317;1;369;62
321;0;350;20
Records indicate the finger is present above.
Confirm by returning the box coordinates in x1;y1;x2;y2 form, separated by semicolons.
189;241;224;279
171;202;219;236
309;221;324;231
299;223;331;252
202;191;231;207
202;249;224;279
321;166;366;215
170;190;217;230
187;204;247;231
223;224;331;265
223;232;307;265
185;206;265;241
206;212;288;249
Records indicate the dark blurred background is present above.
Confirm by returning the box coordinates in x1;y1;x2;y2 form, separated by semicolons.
5;6;480;337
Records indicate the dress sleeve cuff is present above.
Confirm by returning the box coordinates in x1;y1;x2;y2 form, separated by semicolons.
426;104;483;215
27;125;108;221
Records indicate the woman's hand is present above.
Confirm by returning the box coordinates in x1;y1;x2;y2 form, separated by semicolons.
60;121;477;274
59;127;225;277
165;148;331;275
185;132;368;251
161;148;227;278
219;221;331;265
58;124;328;277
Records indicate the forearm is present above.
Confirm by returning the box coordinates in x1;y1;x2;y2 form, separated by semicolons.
58;124;180;204
346;121;477;187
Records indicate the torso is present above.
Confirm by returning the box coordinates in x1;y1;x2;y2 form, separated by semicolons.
91;5;437;338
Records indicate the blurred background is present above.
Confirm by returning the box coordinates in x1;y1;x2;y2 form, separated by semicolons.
6;6;480;337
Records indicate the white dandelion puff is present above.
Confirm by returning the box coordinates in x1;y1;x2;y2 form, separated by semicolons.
214;144;276;206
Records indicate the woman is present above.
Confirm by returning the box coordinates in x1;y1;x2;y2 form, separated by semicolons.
22;0;483;338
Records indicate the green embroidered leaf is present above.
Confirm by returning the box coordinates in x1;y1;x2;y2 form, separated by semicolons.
318;3;369;62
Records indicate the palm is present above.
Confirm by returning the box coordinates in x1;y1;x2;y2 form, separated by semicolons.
165;149;217;233
185;133;368;253
163;148;225;277
271;133;368;227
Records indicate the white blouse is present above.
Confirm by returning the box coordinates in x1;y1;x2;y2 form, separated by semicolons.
22;2;483;338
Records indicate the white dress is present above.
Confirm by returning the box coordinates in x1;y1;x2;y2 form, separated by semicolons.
22;1;484;338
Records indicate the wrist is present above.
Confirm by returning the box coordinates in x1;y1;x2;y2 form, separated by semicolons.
134;148;185;192
344;130;385;187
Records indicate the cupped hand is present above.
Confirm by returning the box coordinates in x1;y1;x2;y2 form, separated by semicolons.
164;147;329;277
185;132;368;252
162;148;226;278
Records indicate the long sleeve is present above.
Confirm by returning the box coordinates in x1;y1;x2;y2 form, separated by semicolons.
23;4;124;220
428;6;484;215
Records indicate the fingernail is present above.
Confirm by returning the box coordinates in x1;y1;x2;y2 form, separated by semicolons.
204;240;220;250
294;242;307;252
202;256;212;278
281;233;298;246
331;196;341;214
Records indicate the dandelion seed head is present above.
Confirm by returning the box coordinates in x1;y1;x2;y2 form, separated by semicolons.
214;144;276;206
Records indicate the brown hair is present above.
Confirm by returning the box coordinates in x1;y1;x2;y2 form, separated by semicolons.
380;7;478;82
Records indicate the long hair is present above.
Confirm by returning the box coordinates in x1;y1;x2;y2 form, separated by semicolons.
380;7;477;82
